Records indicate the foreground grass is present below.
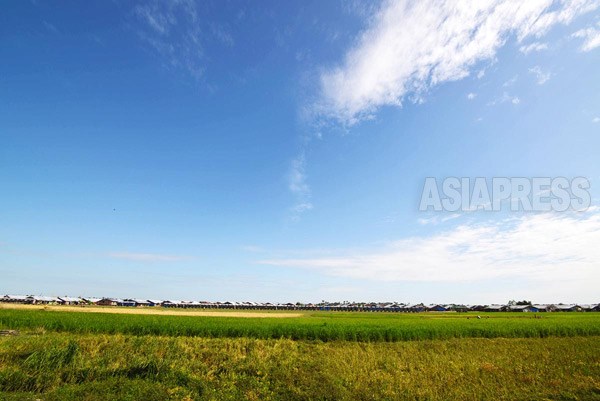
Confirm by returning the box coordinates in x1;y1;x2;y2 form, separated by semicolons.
1;309;600;341
0;333;599;400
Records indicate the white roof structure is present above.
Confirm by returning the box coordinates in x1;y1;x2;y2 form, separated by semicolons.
33;296;59;302
59;296;82;302
5;295;30;301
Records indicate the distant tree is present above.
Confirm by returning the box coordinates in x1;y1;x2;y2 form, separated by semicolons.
508;300;532;306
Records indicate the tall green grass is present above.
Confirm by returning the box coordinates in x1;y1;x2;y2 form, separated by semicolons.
1;309;599;341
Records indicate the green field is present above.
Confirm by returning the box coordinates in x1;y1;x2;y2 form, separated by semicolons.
1;309;600;400
1;309;600;341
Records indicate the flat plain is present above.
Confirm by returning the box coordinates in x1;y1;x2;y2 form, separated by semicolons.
1;307;599;400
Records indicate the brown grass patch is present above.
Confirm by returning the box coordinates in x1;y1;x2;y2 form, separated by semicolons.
0;303;303;318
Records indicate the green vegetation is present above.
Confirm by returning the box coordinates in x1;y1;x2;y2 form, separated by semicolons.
1;333;599;400
1;309;600;341
1;310;599;400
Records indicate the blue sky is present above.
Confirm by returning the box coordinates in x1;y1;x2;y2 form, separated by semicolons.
1;0;600;303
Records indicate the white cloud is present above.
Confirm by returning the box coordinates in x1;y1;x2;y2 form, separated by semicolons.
519;41;549;54
467;92;477;100
593;116;600;123
109;252;188;262
528;65;552;84
292;202;314;213
288;153;313;220
259;211;600;293
288;154;310;195
572;23;600;51
502;75;518;87
418;213;461;225
134;0;205;80
316;0;599;125
488;91;521;106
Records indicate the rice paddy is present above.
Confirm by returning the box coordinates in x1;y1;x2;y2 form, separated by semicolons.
1;308;599;400
1;308;599;341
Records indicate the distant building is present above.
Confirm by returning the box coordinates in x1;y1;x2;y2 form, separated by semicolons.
162;300;182;308
59;296;83;305
532;304;556;312
554;304;582;312
508;305;539;312
31;296;59;305
96;298;118;306
118;299;136;307
484;304;507;312
82;297;102;305
132;299;151;307
427;304;448;312
2;295;32;304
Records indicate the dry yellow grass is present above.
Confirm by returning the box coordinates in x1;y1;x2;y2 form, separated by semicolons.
0;303;302;318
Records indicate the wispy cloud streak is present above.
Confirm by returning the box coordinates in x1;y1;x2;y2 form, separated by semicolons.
109;252;189;262
519;42;548;54
132;0;235;81
133;0;205;80
288;152;313;220
529;65;552;85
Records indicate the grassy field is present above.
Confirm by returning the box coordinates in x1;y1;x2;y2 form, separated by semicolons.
1;308;600;341
1;309;599;400
0;333;599;400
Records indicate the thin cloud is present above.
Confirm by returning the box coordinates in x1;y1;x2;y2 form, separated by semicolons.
315;0;598;125
135;4;173;35
288;154;310;195
417;213;461;225
109;252;189;262
467;92;477;100
502;75;519;87
241;245;264;253
572;23;600;52
133;0;205;80
519;41;548;54
488;92;521;106
210;23;234;47
259;210;600;288
132;0;234;81
43;21;59;33
528;65;551;85
288;153;313;220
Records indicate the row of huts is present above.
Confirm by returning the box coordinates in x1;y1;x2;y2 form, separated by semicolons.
1;295;598;312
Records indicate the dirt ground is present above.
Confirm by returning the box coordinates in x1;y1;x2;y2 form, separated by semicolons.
0;303;303;318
